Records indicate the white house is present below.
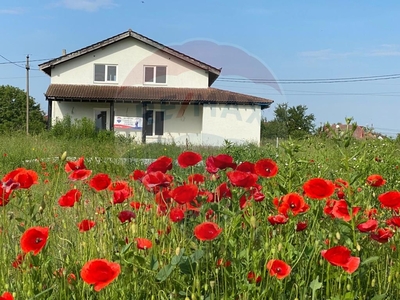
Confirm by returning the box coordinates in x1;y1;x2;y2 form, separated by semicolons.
39;29;273;146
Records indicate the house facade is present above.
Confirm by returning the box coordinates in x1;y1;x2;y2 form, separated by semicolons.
40;29;273;146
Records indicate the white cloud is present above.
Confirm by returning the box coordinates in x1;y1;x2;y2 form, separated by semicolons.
59;0;117;12
299;49;356;60
367;44;400;57
0;7;26;14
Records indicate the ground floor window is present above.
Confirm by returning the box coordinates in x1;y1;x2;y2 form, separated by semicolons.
145;110;164;136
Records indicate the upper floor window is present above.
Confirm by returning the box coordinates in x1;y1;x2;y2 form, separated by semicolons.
94;64;117;82
144;66;167;84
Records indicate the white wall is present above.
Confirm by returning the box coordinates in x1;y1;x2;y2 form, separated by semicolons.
51;38;209;88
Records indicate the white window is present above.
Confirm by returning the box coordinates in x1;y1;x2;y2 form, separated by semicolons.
144;66;167;84
145;110;164;136
94;64;117;82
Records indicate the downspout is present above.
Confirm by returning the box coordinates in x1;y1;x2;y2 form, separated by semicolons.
47;98;52;130
110;101;115;131
142;102;147;144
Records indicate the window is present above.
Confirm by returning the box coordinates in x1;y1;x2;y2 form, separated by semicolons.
145;110;164;136
144;66;167;84
94;64;117;82
95;110;107;131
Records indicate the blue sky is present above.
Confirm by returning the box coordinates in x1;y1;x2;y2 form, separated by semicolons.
2;0;400;136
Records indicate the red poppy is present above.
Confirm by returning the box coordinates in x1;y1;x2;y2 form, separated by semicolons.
247;271;262;284
80;259;120;292
236;161;256;173
366;174;386;187
303;178;335;199
135;238;153;250
58;189;81;207
65;157;86;173
227;170;258;188
170;184;198;205
109;181;133;204
89;173;111;191
20;226;49;255
68;169;92;181
78;220;96;232
386;216;400;228
178;151;202;168
357;219;378;232
12;253;26;268
130;169;146;181
118;211;136;223
147;156;173;173
3;168;38;189
278;193;309;216
251;190;265;202
213;182;232;202
194;222;222;241
267;214;288;225
378;191;400;210
296;221;308;232
364;208;378;219
332;200;360;222
216;258;231;268
0;185;12;206
370;228;394;243
0;292;13;300
129;201;144;210
321;245;360;274
266;259;291;279
205;154;237;173
187;173;206;184
254;158;278;178
334;178;349;190
142;171;173;190
169;207;185;222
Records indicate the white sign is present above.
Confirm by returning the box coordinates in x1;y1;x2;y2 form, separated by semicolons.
114;116;143;130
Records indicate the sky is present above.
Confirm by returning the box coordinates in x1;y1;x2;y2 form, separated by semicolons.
2;0;400;136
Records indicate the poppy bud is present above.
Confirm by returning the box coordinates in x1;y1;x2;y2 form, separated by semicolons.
60;151;67;161
250;216;256;228
371;279;375;287
336;232;341;240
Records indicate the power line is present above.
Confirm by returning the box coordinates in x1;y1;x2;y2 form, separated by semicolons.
0;54;25;68
0;58;53;65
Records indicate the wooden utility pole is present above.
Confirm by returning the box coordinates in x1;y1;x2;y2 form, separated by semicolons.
26;55;29;135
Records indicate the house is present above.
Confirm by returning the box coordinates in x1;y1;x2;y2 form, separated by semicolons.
39;29;273;146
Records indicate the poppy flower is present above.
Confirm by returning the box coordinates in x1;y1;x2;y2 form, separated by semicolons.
0;292;13;300
65;157;86;173
205;154;237;173
254;158;278;178
266;259;291;279
170;184;198;205
20;226;49;255
80;259;120;292
213;182;232;202
178;151;202;168
58;189;81;207
118;211;136;223
370;228;394;243
236;161;256;173
251;190;265;202
357;219;378;232
366;174;386;187
142;171;173;190
386;216;400;228
321;245;360;274
216;258;231;267
278;193;309;216
303;178;335;199
68;169;92;181
331;200;360;222
194;222;222;241
187;173;206;184
296;221;308;232
0;185;12;206
267;214;288;225
130;169;146;181
135;238;153;250
78;220;96;232
169;207;185;222
378;191;400;210
247;271;262;284
334;178;349;190
12;253;26;269
109;181;133;204
89;173;111;191
227;170;258;188
3;168;38;189
147;156;173;173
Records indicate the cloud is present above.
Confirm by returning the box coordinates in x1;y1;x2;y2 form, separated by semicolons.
59;0;117;12
367;44;400;57
299;49;356;60
0;7;26;14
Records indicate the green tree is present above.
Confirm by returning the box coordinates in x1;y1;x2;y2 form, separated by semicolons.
0;85;46;134
261;103;315;139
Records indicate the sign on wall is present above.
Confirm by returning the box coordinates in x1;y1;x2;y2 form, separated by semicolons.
114;116;143;130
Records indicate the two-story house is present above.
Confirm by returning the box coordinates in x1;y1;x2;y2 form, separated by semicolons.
39;29;273;146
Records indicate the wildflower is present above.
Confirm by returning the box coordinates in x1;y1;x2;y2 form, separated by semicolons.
277;193;309;216
169;207;185;222
3;168;38;189
227;170;258;188
296;221;308;232
187;173;206;184
142;171;173;190
205;154;237;173
266;259;291;279
247;271;262;284
65;157;86;173
130;169;146;181
80;259;120;292
303;178;335;199
135;238;153;250
321;245;360;274
109;181;133;204
213;182;232;202
177;151;202;168
194;222;222;241
118;211;136;223
267;214;288;225
20;226;49;255
0;292;13;300
236;161;255;173
89;173;111;191
146;156;172;173
78;220;96;232
0;184;12;206
68;169;92;181
170;184;198;205
386;216;400;228
58;189;81;207
357;219;378;232
366;174;386;187
254;158;278;178
378;191;400;210
370;228;394;243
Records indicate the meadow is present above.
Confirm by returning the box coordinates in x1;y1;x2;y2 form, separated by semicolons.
1;125;400;300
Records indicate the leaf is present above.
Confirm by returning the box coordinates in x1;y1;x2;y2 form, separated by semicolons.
361;256;379;266
309;276;322;292
120;242;132;255
150;255;159;271
179;259;196;275
134;255;146;266
156;264;175;282
190;249;204;263
370;294;387;300
171;248;185;266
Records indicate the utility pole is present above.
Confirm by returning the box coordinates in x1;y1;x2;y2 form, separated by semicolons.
26;55;29;135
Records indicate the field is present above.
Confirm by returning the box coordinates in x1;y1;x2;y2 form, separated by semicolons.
1;128;400;299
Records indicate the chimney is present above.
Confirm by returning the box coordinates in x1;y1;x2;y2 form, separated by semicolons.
62;49;66;56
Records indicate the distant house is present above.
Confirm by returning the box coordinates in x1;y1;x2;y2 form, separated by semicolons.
39;29;273;146
326;123;379;140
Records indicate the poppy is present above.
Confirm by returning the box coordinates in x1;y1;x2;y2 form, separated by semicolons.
254;158;278;178
267;214;288;225
169;207;185;222
142;171;173;190
205;154;237;173
118;211;136;223
321;245;360;274
135;238;153;250
366;174;386;187
12;253;26;269
194;222;222;241
251;190;265;202
20;226;49;255
89;173;111;191
68;169;92;181
331;200;360;222
130;201;144;210
109;181;133;204
78;220;96;232
296;221;308;232
247;271;262;284
187;173;206;184
386;216;400;228
170;184;198;205
334;178;349;190
177;151;202;168
378;191;400;210
147;156;173;173
303;178;335;199
80;259;120;292
213;182;232;202
236;161;256;173
3;168;38;189
266;259;291;279
0;292;13;300
65;157;86;173
370;228;394;243
357;219;378;232
278;193;309;216
216;258;231;268
58;189;81;207
130;169;146;181
227;170;258;188
0;185;12;206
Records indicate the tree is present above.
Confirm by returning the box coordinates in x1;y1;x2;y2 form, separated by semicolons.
261;103;315;139
0;85;46;134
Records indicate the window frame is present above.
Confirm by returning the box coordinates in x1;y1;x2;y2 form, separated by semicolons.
94;64;118;83
143;65;167;85
145;110;164;136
